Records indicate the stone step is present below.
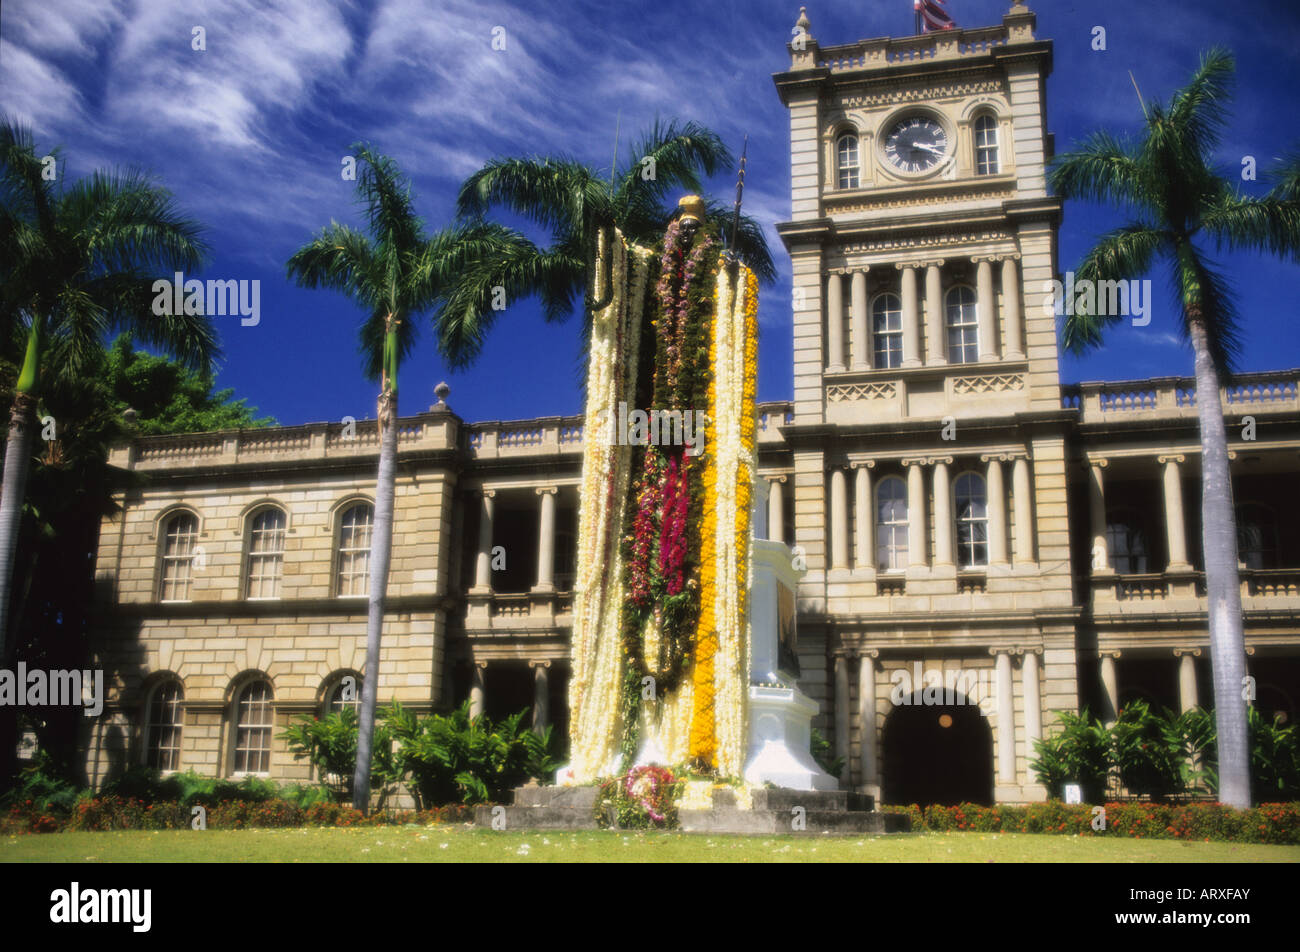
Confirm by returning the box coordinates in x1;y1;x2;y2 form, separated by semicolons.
678;809;908;835
474;804;605;830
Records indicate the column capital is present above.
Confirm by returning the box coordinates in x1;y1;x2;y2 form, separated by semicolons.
970;253;1018;264
859;648;880;659
849;459;877;470
920;258;946;269
528;659;553;669
980;452;1012;463
1245;645;1256;656
1172;648;1202;658
480;488;497;499
767;473;789;483
926;455;954;467
474;659;490;670
894;260;923;271
901;456;929;468
1086;457;1108;470
1157;454;1186;465
535;486;559;496
1098;649;1122;660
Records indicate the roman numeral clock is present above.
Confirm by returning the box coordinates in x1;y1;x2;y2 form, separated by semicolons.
883;114;951;176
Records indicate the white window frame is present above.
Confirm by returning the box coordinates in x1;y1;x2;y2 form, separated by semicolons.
974;114;1000;175
336;503;374;598
144;680;184;772
245;507;287;600
871;292;903;369
946;285;980;364
954;471;989;569
876;476;909;572
231;680;274;777
837;132;860;190
159;512;199;602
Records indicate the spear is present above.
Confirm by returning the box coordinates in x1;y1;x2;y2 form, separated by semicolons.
727;135;748;265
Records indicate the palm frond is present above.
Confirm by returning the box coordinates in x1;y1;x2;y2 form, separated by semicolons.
1061;224;1167;355
1165;47;1235;157
617;118;733;208
1200;192;1300;261
456;156;612;238
286;223;383;308
1048;131;1151;210
350;143;426;258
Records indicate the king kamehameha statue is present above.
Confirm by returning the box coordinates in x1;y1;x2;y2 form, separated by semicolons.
562;173;837;793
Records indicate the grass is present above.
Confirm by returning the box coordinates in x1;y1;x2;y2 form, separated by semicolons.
3;826;1298;863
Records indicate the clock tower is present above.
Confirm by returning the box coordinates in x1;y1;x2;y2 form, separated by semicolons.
771;1;1077;805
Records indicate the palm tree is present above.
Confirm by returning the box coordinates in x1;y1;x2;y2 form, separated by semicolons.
0;120;217;657
1048;49;1300;808
433;119;775;367
287;145;530;811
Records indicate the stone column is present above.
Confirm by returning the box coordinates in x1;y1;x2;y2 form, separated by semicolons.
858;650;880;796
853;462;874;570
994;650;1016;785
1160;455;1191;569
1099;651;1120;724
829;467;849;570
1001;256;1024;359
1087;460;1109;573
1022;650;1042;769
976;257;998;361
985;456;1008;568
827;272;845;372
925;261;946;365
931;457;954;568
768;477;785;544
1176;649;1200;713
899;264;921;367
1012;456;1034;565
469;661;487;719
850;270;869;370
530;660;551;731
472;489;496;591
532;487;557;592
834;654;851;782
905;460;927;569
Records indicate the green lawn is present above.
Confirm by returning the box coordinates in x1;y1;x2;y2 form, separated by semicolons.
3;826;1297;862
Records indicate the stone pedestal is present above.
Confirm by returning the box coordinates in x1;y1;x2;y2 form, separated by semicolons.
742;535;839;792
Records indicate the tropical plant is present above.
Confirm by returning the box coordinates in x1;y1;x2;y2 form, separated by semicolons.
286;147;527;811
1109;699;1184;802
1031;707;1110;802
280;707;401;806
1047;49;1300;808
433;118;775;368
385;701;560;807
0;119;217;658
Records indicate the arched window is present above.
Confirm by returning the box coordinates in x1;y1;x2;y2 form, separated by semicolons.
1236;503;1278;570
946;286;979;364
955;472;989;568
246;507;286;599
876;476;909;571
323;673;362;717
145;680;184;771
872;293;903;369
159;511;199;602
974;114;1000;175
232;680;273;775
1106;512;1149;574
837;132;860;189
336;503;374;597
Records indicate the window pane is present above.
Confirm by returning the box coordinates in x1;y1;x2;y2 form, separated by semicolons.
161;514;198;601
337;505;374;596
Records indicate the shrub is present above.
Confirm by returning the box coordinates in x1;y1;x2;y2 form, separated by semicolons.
279;707;401;806
1031;707;1109;801
594;765;682;829
1110;699;1184;802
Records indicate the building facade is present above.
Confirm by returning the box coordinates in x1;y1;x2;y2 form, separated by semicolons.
80;3;1300;805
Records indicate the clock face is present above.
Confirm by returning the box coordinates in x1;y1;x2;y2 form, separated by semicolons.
883;115;950;174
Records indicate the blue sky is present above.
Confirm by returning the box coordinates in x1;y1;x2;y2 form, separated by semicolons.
2;0;1298;427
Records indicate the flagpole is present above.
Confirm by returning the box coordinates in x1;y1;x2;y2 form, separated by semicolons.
914;1;922;35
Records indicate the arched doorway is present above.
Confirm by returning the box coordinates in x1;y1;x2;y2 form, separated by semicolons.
882;691;994;806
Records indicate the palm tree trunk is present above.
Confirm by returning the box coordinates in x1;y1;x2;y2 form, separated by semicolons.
1189;318;1251;808
0;392;37;656
352;385;398;812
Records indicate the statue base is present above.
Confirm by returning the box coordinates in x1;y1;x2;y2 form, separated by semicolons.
743;678;840;791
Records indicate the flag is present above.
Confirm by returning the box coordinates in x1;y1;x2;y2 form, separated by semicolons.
915;0;957;32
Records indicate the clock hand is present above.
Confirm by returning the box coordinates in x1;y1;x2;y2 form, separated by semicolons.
912;142;944;155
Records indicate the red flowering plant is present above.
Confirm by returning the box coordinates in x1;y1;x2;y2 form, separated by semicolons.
594;765;683;830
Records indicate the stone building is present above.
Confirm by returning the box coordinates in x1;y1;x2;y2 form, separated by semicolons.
81;2;1300;805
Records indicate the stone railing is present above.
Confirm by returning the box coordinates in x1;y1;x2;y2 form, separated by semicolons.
115;399;799;473
118;413;459;472
1061;370;1300;423
1092;567;1300;606
816;25;1012;72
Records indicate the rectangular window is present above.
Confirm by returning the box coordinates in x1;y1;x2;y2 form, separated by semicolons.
160;515;198;602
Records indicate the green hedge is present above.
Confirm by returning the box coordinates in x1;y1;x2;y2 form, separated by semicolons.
3;797;475;834
879;801;1300;844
